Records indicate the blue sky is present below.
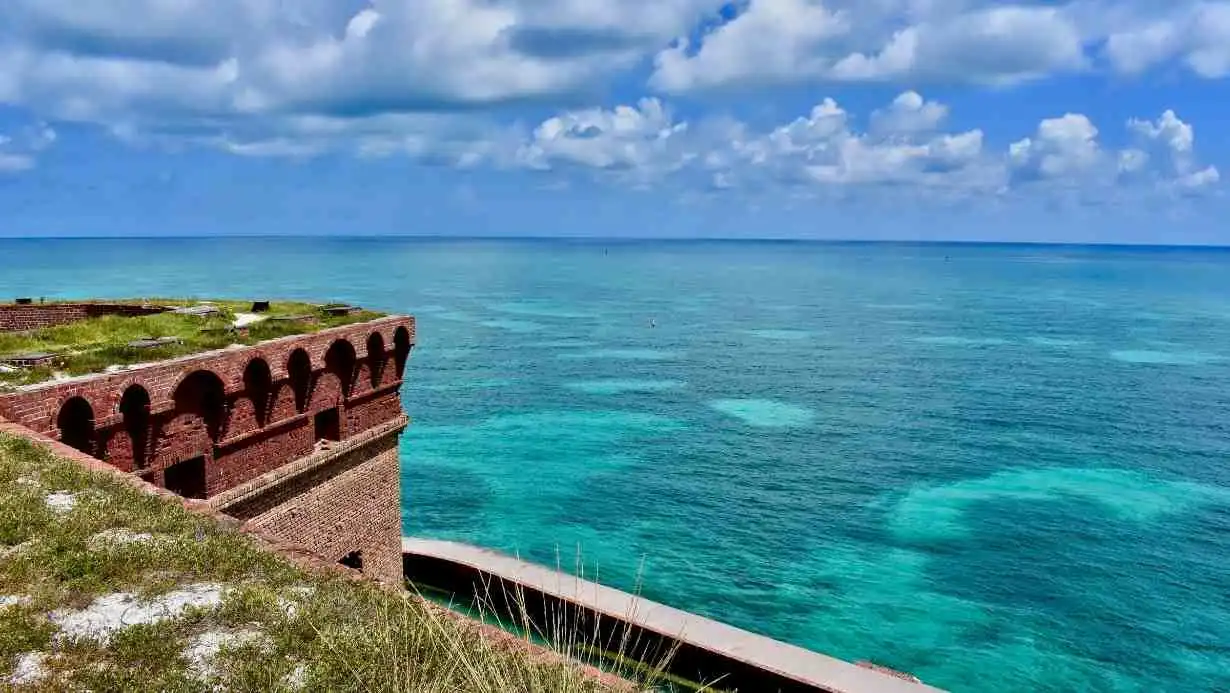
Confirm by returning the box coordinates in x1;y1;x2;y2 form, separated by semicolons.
1;1;1229;243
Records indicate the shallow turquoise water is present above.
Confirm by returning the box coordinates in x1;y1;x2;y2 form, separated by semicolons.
2;238;1229;692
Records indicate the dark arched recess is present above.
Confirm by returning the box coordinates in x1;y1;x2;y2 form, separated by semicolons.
57;396;95;456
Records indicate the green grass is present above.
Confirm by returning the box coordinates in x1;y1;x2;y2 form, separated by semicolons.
0;433;661;692
0;299;385;388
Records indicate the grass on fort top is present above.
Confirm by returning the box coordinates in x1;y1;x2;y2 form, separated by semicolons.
0;433;695;692
0;299;385;389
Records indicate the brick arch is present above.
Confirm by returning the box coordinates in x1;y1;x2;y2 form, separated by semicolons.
56;395;96;456
364;331;386;391
172;369;228;442
259;348;289;381
101;376;157;416
117;384;152;470
241;357;274;428
287;348;313;413
393;326;411;378
324;339;359;400
45;390;89;434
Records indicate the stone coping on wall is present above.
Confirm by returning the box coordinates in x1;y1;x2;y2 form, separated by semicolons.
208;414;410;512
401;538;946;693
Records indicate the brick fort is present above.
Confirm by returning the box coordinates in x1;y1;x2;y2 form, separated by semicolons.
0;301;414;584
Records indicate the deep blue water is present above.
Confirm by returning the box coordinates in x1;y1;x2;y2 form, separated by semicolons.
2;238;1229;692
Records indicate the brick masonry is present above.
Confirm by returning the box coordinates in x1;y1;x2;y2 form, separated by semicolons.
0;312;415;584
224;426;405;583
0;301;170;331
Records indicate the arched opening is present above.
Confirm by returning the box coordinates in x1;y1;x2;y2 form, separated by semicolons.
325;339;358;399
393;326;411;378
366;332;386;388
57;397;95;456
119;385;151;469
288;349;312;413
242;358;274;427
173;370;227;441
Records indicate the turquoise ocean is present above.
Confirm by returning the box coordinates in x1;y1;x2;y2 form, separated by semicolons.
2;238;1228;692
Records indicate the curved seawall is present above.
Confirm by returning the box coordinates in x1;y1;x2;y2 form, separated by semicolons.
402;538;943;693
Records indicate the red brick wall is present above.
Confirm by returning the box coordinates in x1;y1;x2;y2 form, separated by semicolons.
0;316;415;499
213;420;314;491
345;390;404;436
0;302;170;332
224;428;405;583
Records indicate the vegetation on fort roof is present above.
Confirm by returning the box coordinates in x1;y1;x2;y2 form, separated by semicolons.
0;299;385;389
0;434;660;692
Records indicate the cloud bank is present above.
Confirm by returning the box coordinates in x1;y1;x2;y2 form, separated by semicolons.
0;1;1223;203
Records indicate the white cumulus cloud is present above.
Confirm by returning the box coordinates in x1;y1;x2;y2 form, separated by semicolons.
1126;109;1220;189
832;6;1086;85
1009;113;1102;180
650;0;850;91
1001;108;1219;191
869;91;949;135
718;93;990;190
1103;2;1230;78
651;2;1089;91
515;98;690;174
0;0;721;124
508;93;1219;203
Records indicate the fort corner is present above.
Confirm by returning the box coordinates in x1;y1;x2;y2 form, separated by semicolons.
0;300;415;584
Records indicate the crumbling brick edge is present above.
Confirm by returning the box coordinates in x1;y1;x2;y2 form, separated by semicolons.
0;416;634;690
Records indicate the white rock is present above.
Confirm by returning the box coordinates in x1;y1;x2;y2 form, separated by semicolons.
8;652;48;685
0;594;31;609
89;528;157;547
276;585;317;619
44;491;77;513
52;584;226;643
0;540;34;559
283;663;308;690
184;629;267;680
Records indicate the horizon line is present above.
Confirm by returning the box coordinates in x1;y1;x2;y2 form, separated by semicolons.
1;234;1229;250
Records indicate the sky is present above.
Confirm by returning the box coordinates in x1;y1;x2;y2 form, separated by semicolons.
1;1;1229;244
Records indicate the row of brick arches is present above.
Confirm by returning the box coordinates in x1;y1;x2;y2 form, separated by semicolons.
53;327;411;497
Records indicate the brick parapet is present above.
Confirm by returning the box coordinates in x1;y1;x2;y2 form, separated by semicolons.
210;415;409;513
0;302;171;332
0;315;415;430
